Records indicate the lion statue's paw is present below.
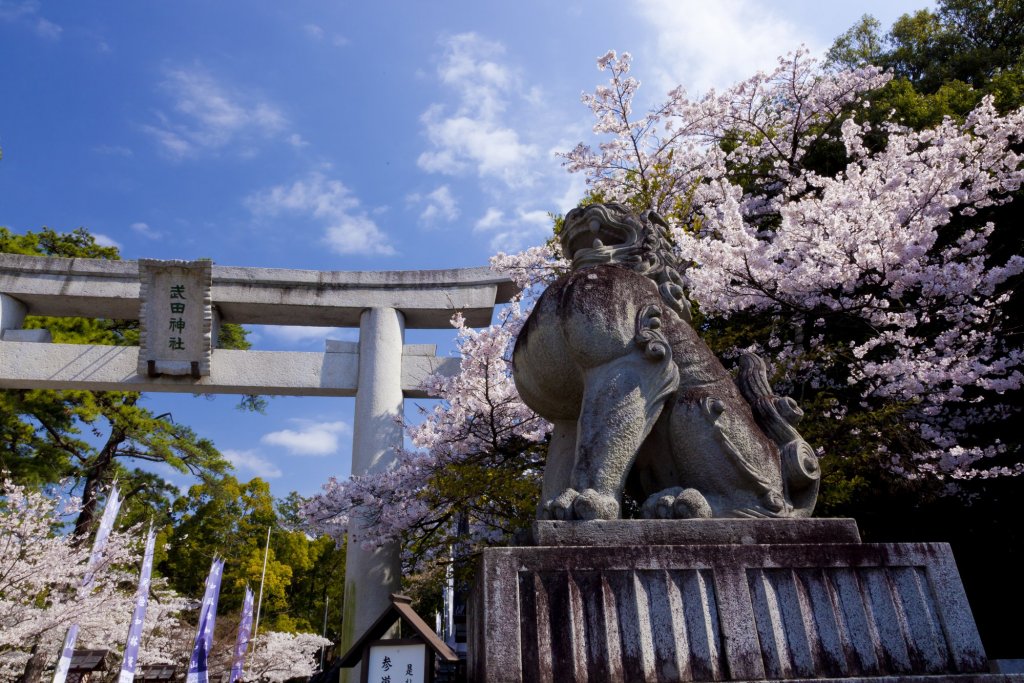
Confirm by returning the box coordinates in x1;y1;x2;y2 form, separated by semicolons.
542;488;620;520
573;488;620;520
641;487;713;519
542;488;580;520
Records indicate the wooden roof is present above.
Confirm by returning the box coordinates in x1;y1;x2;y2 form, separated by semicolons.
339;594;458;667
68;650;108;673
136;664;178;681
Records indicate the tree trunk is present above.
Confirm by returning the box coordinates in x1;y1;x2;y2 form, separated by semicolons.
18;643;47;683
72;427;127;539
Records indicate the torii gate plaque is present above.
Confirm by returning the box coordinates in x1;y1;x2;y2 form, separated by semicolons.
137;259;214;378
0;253;517;682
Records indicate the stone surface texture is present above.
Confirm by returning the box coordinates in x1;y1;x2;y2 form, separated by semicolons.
1;328;51;342
0;339;457;398
340;307;405;683
0;292;27;332
532;518;861;547
137;259;213;376
469;534;1005;683
0;253;517;327
512;203;819;522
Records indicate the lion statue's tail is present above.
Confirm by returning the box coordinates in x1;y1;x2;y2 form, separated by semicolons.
736;352;820;517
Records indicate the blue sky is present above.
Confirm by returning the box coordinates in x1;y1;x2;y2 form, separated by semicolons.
0;0;928;499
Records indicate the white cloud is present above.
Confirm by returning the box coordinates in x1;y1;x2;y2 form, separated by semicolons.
130;222;162;240
142;121;192;158
633;0;810;96
145;66;289;159
436;34;512;118
0;1;35;21
246;171;395;256
553;169;588;215
475;207;503;232
34;16;60;39
0;2;60;40
419;113;538;182
407;185;459;226
303;22;348;46
287;133;309;148
224;448;282;479
473;207;552;252
413;31;595;255
261;420;350;456
417;33;539;187
92;233;122;249
93;144;133;157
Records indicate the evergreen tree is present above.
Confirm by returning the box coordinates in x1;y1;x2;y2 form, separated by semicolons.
0;226;247;535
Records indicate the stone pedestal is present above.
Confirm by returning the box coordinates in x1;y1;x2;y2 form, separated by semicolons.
468;519;1022;682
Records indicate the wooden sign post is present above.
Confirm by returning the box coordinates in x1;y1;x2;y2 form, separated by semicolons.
338;594;458;683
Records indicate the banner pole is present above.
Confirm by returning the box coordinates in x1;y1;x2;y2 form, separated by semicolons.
252;525;271;642
320;595;329;671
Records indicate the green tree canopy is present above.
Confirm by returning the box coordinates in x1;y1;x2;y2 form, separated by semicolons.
829;0;1024;115
161;475;345;637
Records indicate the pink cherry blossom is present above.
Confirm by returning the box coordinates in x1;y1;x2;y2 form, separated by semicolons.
241;631;331;682
565;49;1023;480
305;48;1023;565
0;478;190;677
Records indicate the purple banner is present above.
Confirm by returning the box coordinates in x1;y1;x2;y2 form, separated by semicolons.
186;557;224;683
117;526;157;683
228;587;255;683
83;483;122;589
51;624;79;683
55;484;122;683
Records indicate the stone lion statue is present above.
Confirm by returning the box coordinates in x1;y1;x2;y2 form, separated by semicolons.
512;203;820;520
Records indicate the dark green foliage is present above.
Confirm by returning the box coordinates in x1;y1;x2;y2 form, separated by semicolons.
829;0;1024;113
815;0;1024;656
826;14;887;69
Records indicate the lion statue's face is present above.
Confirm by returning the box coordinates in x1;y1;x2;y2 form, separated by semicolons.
561;203;646;269
562;202;692;323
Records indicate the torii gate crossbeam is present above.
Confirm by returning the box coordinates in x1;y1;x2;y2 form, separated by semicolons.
0;253;518;679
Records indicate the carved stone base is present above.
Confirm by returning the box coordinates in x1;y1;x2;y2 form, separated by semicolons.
468;520;1020;682
530;518;863;547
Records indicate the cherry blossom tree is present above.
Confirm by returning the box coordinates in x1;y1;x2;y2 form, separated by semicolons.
241;631;331;683
564;49;1024;484
566;39;1024;659
0;479;132;678
0;478;190;679
305;47;1023;593
303;247;564;576
135;587;194;668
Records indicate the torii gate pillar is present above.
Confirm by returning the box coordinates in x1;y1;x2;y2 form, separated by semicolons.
342;307;405;681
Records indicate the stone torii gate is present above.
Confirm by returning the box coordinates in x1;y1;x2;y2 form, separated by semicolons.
0;252;516;670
